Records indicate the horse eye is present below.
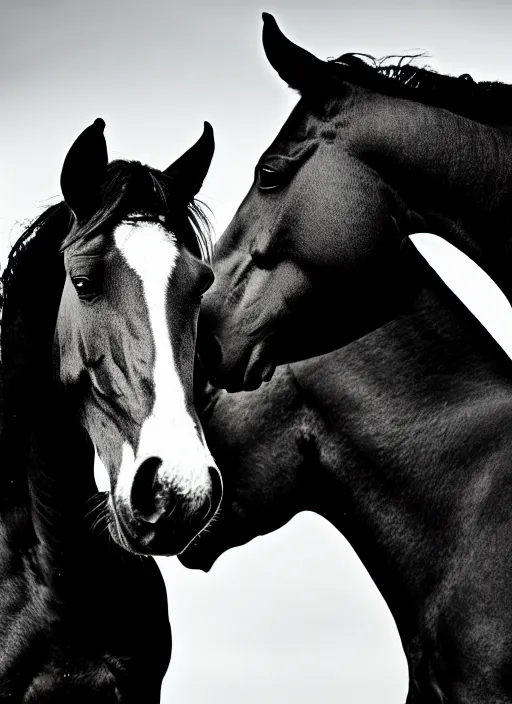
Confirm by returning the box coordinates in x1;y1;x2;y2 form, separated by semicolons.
71;276;97;301
258;165;281;192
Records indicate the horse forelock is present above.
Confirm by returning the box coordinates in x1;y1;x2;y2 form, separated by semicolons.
325;52;512;126
60;159;212;263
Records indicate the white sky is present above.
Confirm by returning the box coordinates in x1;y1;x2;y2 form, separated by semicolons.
3;1;512;702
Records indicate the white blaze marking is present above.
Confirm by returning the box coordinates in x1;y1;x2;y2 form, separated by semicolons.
113;221;216;512
93;450;111;492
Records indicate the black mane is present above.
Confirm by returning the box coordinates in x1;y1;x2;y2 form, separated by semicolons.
60;159;212;261
329;53;512;126
0;204;70;345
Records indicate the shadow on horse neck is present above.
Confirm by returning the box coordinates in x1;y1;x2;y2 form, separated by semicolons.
0;203;171;702
188;254;512;703
199;13;512;392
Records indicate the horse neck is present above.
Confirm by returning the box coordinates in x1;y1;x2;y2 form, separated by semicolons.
297;263;512;643
28;411;96;581
2;415;96;604
349;91;512;286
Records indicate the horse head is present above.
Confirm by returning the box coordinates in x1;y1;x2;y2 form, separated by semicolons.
199;13;512;391
55;119;222;555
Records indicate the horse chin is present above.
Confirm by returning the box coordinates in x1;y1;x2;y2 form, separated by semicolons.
177;544;220;572
178;509;255;571
177;517;225;570
108;519;199;558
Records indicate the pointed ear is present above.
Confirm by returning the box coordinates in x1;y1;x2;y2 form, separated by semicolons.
60;118;108;221
163;122;215;200
262;13;327;92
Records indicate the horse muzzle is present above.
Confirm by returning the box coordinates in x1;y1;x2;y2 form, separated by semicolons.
111;463;223;555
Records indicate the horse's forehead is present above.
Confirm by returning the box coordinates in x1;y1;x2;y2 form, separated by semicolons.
264;99;319;156
65;231;108;260
113;220;179;282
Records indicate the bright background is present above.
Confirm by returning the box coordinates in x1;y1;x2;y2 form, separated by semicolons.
3;1;512;702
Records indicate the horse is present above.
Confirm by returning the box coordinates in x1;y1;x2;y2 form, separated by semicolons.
0;118;219;699
182;13;512;703
198;13;512;392
183;254;512;703
49;117;221;556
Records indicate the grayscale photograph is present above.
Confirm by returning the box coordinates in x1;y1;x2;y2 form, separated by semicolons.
2;0;512;702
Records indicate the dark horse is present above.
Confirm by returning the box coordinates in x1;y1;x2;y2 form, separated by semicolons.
199;14;512;391
184;14;512;704
0;119;218;699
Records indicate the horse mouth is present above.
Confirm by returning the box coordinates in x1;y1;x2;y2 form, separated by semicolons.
108;508;154;554
109;515;185;557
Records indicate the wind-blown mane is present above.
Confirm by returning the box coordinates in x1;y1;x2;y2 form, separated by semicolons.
329;53;512;125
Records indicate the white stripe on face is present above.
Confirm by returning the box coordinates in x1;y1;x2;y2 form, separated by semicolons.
93;450;110;493
113;221;215;513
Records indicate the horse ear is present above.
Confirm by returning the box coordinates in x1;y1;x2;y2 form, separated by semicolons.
163;122;215;200
262;13;327;92
60;118;108;221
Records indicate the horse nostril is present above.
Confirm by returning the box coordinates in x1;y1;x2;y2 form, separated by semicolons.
197;325;223;371
131;456;168;523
